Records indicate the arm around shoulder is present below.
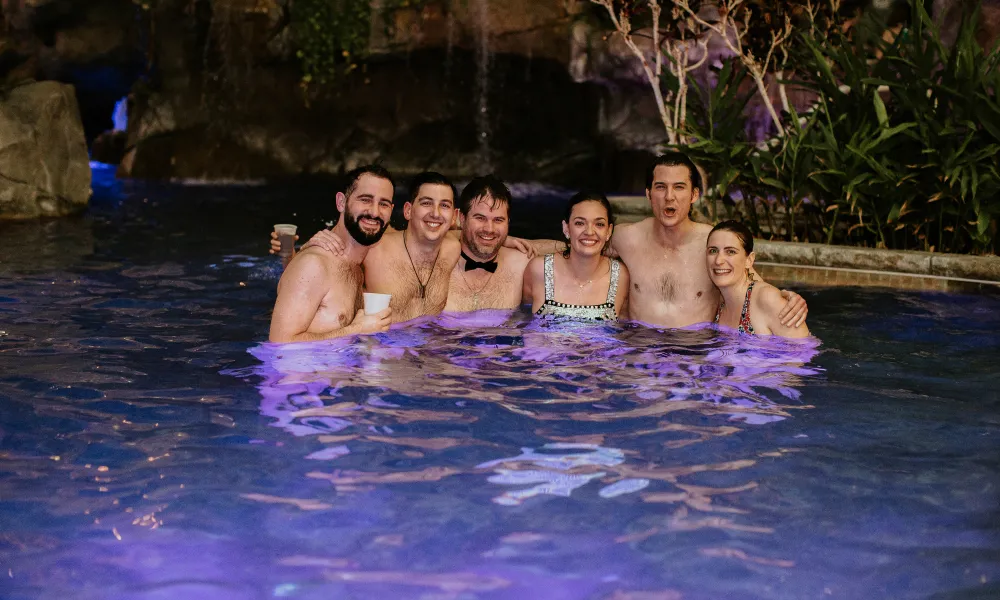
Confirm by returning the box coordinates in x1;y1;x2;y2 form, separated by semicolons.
756;284;810;338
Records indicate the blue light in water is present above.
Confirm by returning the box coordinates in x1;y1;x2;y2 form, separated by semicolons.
112;97;128;131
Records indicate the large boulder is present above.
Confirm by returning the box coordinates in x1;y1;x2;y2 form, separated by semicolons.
0;80;91;219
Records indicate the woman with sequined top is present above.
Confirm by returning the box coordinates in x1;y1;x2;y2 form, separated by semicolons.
522;191;630;322
708;220;810;338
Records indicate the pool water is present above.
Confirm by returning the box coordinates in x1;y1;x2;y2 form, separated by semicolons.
1;179;999;600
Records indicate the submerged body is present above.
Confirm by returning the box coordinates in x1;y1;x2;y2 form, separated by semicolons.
531;254;624;321
708;222;810;339
364;230;462;322
611;218;716;327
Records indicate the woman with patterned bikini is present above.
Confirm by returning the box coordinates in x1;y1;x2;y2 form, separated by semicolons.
707;220;810;338
522;191;630;322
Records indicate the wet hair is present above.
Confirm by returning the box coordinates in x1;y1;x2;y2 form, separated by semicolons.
709;220;754;253
407;171;456;204
344;164;395;200
563;190;615;225
459;174;512;216
563;190;615;258
645;151;702;194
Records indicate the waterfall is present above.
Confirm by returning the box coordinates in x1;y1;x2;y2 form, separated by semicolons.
474;0;492;172
112;97;128;131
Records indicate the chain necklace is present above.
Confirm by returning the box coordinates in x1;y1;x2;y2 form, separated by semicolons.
460;259;496;310
569;257;607;290
402;229;442;299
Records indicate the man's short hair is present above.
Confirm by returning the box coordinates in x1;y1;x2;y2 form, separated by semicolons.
459;174;512;216
408;172;457;204
344;164;395;199
646;151;702;194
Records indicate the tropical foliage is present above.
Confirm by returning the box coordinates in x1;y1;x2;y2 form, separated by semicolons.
293;0;430;86
671;0;999;254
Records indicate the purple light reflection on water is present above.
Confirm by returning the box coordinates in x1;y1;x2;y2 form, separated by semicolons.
4;181;999;599
218;311;827;597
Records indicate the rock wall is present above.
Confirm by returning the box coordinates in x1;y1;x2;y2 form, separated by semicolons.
0;80;91;220
119;48;608;186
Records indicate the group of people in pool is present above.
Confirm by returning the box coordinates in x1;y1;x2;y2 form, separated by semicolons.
267;151;811;343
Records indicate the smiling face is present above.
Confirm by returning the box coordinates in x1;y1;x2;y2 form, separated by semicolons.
647;164;700;229
706;229;755;288
338;173;394;246
403;183;456;243
562;200;612;258
460;195;509;261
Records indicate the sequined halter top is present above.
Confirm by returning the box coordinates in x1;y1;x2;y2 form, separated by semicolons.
534;254;621;322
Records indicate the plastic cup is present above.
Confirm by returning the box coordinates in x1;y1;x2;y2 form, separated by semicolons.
274;224;297;258
363;293;391;315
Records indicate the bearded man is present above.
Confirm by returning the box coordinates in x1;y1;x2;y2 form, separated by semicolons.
268;165;395;343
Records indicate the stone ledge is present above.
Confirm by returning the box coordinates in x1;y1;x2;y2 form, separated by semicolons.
756;263;1000;294
606;195;1000;283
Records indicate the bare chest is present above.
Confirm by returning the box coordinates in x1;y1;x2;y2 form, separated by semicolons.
619;243;717;324
366;255;450;322
446;265;522;312
311;267;362;331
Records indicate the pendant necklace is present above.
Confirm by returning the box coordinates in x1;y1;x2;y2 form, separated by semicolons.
402;230;441;299
571;257;605;290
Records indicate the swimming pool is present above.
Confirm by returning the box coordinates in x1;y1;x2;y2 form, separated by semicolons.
1;180;998;599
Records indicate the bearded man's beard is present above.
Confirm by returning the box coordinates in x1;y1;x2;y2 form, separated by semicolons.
344;206;388;246
462;229;504;261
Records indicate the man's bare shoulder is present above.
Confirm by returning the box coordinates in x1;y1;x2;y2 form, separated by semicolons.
691;221;714;242
613;219;653;248
367;230;403;259
441;235;462;259
499;246;531;271
290;246;355;277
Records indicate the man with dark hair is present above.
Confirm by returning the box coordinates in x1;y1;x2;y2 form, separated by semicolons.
268;165;394;343
444;175;531;311
283;171;464;322
516;150;806;327
610;151;806;327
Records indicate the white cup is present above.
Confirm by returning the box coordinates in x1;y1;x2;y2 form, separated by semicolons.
363;293;391;315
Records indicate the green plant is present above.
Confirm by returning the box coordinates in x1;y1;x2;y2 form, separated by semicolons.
791;0;1000;253
292;0;431;87
679;58;755;224
293;0;373;86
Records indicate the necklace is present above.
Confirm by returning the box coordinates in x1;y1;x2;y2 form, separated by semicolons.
460;256;497;309
569;257;606;290
402;230;442;299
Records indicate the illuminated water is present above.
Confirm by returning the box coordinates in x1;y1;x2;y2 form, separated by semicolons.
1;178;999;599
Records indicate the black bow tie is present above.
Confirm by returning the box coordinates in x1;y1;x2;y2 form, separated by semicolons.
462;252;498;273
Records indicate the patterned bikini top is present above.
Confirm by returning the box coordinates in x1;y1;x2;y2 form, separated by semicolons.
534;254;621;322
714;279;756;334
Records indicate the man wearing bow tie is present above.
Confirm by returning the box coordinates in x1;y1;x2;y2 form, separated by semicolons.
281;173;530;316
443;175;530;312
